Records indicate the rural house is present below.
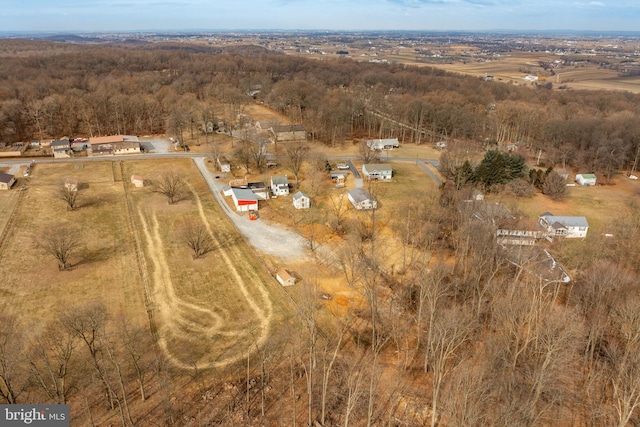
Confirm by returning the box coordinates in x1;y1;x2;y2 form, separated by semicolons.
362;163;393;181
538;212;589;239
366;138;399;150
271;176;289;197
230;188;259;212
292;191;310;209
347;188;377;210
51;139;71;158
575;173;597;186
0;172;16;190
88;135;140;156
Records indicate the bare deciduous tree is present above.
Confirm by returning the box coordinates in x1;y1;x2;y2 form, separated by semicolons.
153;172;185;204
28;320;77;404
233;139;254;173
358;140;380;164
60;180;79;210
179;219;215;259
37;227;82;271
0;313;26;404
424;306;473;427
542;170;567;200
284;140;309;188
61;303;117;410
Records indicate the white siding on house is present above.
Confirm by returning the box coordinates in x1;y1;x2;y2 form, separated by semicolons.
538;213;589;238
347;188;377;210
292;191;310;209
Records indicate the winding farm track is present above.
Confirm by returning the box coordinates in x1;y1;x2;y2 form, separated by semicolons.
135;179;275;370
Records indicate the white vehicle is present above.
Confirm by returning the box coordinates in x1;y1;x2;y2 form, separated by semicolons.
337;163;350;170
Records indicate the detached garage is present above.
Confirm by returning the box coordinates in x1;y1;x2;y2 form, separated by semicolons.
230;188;258;212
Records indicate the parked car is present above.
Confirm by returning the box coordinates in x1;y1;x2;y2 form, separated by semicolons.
248;210;258;220
337;163;350;170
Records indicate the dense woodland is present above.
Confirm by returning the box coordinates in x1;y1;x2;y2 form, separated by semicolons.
2;39;640;426
1;39;640;177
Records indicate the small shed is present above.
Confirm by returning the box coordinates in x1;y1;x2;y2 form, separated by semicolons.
576;173;596;186
130;175;144;188
217;156;231;173
276;269;297;287
0;172;16;190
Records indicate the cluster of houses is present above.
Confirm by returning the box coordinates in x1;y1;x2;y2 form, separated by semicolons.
221;160;396;214
0;135;143;159
223;175;312;213
51;135;142;158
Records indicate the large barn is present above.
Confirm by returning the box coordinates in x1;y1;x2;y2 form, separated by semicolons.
230;188;258;212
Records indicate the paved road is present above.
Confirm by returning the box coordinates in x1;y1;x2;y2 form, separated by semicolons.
193;157;308;260
418;161;443;186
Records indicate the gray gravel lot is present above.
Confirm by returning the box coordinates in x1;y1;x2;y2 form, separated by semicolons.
194;157;308;260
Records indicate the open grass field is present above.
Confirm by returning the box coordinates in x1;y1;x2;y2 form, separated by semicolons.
0;158;294;370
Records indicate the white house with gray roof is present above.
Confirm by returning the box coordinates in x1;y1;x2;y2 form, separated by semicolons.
270;176;289;197
292;191;310;209
366;138;399;150
347;188;377;210
362;163;393;181
538;212;589;239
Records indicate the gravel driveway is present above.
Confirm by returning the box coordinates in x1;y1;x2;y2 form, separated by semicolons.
193;157;308;260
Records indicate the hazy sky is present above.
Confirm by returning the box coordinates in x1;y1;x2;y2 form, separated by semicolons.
1;0;638;33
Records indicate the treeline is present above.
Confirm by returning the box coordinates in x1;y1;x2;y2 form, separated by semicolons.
1;39;640;176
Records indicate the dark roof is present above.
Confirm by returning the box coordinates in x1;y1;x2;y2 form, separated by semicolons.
0;172;15;183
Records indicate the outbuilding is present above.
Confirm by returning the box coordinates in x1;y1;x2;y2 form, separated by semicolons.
130;175;144;188
276;269;297;286
575;173;597;186
0;172;16;190
230;188;259;212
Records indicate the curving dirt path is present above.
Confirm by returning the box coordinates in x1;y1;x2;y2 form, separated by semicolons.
138;183;274;370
